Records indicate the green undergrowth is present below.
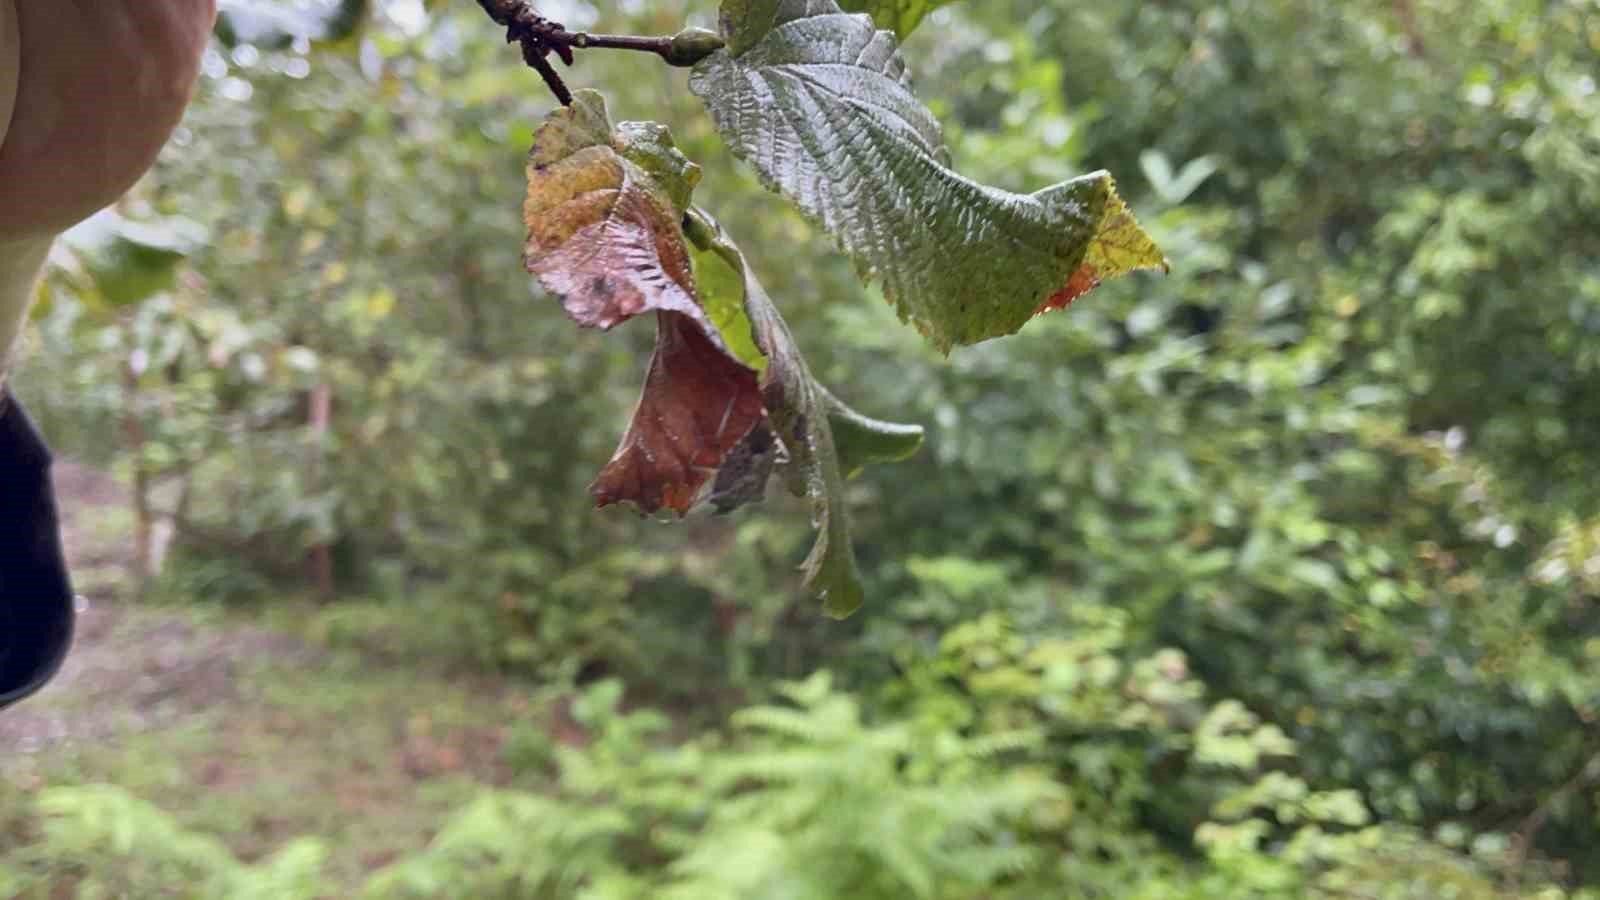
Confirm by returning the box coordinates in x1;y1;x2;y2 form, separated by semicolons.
0;602;547;895
2;600;1591;899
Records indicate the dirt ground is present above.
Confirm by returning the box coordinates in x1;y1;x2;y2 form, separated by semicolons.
0;462;540;883
2;462;311;753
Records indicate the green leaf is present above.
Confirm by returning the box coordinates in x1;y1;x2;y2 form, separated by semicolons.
691;1;1167;352
836;0;960;39
689;223;767;373
717;0;783;56
215;0;367;49
686;210;921;618
822;388;924;479
59;210;207;308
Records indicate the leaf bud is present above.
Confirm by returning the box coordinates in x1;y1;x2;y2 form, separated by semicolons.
665;28;725;67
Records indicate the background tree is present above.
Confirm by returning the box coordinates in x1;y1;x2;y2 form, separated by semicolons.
5;0;1599;895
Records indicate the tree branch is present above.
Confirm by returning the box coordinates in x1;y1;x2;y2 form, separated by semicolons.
1503;744;1600;884
472;0;723;107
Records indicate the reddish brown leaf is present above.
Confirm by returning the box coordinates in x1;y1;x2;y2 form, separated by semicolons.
591;311;766;516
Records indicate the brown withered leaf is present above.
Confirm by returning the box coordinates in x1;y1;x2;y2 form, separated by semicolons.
708;422;785;514
591;311;766;516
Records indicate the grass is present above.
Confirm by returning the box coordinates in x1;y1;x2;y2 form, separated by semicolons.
0;462;576;894
0;596;553;892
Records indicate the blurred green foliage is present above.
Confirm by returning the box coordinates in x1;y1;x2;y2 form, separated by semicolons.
10;0;1600;894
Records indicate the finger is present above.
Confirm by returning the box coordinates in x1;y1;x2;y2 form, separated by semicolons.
0;0;214;236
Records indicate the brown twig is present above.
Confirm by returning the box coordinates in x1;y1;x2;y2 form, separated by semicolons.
473;0;693;107
1504;746;1600;883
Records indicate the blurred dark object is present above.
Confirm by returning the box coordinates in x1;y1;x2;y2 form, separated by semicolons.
214;0;368;50
0;388;75;710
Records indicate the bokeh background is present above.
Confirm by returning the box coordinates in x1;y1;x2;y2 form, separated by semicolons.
4;0;1600;896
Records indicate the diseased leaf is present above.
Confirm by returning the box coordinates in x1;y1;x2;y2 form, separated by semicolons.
524;92;712;337
836;0;959;39
708;422;785;514
1035;192;1170;314
525;91;765;515
691;1;1168;352
524;90;922;614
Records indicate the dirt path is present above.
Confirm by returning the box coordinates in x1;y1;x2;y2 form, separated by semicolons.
0;462;538;885
2;462;310;753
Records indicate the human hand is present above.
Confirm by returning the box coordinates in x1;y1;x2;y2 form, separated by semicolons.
0;0;217;240
0;0;216;713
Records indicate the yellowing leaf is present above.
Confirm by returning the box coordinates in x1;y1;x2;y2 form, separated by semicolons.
524;92;709;337
836;0;959;39
1035;189;1169;314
